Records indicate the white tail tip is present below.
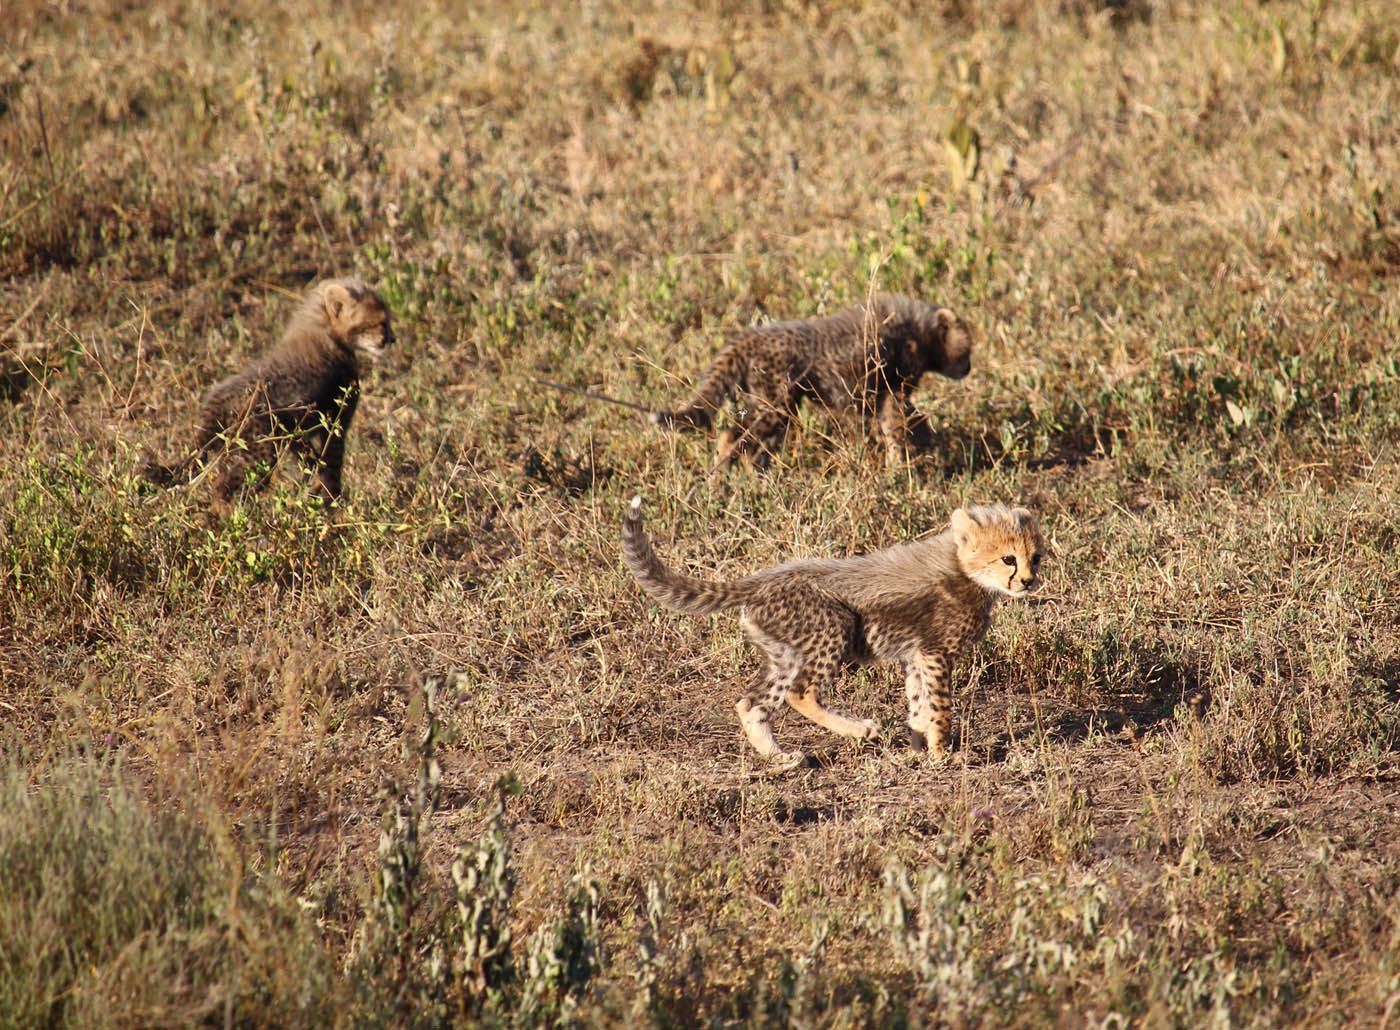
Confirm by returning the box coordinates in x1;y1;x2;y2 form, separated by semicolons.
629;494;643;513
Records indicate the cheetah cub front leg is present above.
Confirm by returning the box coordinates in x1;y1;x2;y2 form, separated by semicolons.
904;650;954;757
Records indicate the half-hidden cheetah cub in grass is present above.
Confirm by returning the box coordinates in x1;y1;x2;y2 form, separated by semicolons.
623;496;1044;769
142;278;394;507
649;294;973;471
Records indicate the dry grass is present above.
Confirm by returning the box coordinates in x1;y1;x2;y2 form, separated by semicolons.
3;0;1400;1025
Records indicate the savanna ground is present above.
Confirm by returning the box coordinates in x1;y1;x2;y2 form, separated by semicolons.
3;0;1400;1025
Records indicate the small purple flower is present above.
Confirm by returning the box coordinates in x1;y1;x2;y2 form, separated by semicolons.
971;807;994;822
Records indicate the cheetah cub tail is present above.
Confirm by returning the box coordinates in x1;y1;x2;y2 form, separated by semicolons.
647;407;711;431
623;494;750;616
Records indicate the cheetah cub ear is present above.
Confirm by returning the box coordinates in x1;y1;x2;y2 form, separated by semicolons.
949;506;975;546
1000;506;1040;539
323;281;353;322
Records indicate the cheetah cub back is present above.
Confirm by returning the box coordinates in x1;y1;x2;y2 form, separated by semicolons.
622;496;1044;769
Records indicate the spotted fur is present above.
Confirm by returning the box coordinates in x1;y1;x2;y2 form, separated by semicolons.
650;294;973;470
622;496;1043;767
142;278;395;506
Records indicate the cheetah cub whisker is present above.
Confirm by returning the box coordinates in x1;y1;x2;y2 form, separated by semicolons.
622;496;1044;766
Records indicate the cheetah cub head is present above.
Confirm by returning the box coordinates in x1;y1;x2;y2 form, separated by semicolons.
951;504;1044;598
321;279;396;359
932;307;974;380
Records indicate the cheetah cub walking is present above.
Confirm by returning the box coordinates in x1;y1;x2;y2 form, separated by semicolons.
623;497;1043;768
650;295;973;471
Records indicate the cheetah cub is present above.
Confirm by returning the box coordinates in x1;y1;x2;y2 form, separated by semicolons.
650;294;973;471
623;497;1043;769
142;278;394;506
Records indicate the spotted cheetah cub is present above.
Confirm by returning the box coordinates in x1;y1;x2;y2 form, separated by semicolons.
650;294;973;471
623;496;1043;768
142;279;394;506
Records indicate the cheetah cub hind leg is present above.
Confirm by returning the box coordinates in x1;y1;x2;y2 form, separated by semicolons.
734;697;807;772
736;597;878;769
786;689;880;742
753;591;879;744
736;611;808;769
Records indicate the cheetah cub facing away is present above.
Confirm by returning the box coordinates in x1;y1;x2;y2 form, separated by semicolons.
623;497;1043;769
143;279;394;506
650;294;973;471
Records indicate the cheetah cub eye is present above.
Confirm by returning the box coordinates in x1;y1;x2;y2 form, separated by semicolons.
1001;555;1016;567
